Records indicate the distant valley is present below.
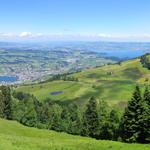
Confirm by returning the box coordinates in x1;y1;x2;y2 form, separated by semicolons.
0;42;149;85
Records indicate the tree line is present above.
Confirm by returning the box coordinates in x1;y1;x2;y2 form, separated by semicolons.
0;85;150;143
140;53;150;70
41;73;78;83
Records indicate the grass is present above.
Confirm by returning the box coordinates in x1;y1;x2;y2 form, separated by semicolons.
16;58;150;107
16;81;93;103
0;119;150;150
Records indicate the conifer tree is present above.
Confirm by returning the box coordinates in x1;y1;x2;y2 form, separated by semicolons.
81;113;89;136
120;85;142;143
50;104;62;132
100;109;120;140
39;100;53;127
40;103;50;125
0;93;5;118
138;99;150;143
13;100;26;123
83;97;99;138
67;102;82;135
1;86;12;120
137;86;150;143
144;86;150;106
21;98;37;127
61;106;70;132
97;99;109;139
109;109;120;140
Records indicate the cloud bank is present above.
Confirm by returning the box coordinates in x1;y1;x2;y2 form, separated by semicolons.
0;32;150;42
19;32;32;37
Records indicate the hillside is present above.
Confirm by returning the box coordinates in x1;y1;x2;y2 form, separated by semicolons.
16;57;150;106
0;119;150;150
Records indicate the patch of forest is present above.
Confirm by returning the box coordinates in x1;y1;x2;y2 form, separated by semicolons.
0;85;150;143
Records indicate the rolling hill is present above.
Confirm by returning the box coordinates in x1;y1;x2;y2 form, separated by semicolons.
16;56;150;107
0;118;150;150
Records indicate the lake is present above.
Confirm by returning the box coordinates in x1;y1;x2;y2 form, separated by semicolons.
0;76;18;82
92;49;145;59
50;91;63;95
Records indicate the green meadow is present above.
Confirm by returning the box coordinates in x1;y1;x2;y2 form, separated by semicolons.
0;119;149;150
16;58;150;106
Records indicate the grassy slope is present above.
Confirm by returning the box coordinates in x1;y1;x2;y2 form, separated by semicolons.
0;119;150;150
16;58;150;106
16;81;92;103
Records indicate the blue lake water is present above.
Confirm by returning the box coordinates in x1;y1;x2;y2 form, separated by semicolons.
50;91;63;95
0;76;18;82
92;49;146;59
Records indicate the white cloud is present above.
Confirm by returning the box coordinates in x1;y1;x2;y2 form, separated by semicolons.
19;32;44;38
0;32;150;42
36;33;43;36
97;33;112;38
19;32;32;37
1;33;14;38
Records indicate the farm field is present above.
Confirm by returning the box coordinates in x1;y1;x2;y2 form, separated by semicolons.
0;119;150;150
16;57;150;106
0;47;116;85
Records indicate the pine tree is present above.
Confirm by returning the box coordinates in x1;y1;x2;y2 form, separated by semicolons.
39;99;53;127
61;106;70;132
50;104;62;132
96;99;110;139
100;109;120;140
138;99;150;143
120;85;142;143
21;98;37;127
33;97;42;123
144;86;150;106
41;104;52;127
109;109;120;140
67;102;82;135
83;97;99;138
1;86;12;120
13;100;26;123
81;114;89;136
137;86;150;143
0;93;5;118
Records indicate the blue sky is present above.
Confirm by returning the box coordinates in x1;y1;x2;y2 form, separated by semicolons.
0;0;150;42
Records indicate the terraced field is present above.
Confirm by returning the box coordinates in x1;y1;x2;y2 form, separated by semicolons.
0;119;150;150
16;58;150;106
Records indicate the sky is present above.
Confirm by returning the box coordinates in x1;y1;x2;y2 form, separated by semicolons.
0;0;150;42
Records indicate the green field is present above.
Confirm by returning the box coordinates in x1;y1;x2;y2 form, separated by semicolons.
0;119;149;150
16;58;150;106
0;49;116;83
